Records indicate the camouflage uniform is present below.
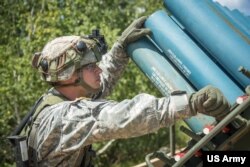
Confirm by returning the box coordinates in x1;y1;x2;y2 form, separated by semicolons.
32;42;192;166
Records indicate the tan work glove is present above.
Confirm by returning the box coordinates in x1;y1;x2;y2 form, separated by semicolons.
117;16;151;48
189;85;230;120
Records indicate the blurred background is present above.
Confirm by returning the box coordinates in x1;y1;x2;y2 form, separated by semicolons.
215;0;250;16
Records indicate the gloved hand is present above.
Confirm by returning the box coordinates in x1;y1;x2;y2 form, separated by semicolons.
117;16;151;48
189;85;230;120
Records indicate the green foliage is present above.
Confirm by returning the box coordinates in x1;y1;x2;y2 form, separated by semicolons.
0;0;188;166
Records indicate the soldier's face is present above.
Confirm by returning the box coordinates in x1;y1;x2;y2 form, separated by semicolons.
82;63;102;90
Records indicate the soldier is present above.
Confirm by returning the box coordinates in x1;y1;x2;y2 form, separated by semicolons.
26;16;230;166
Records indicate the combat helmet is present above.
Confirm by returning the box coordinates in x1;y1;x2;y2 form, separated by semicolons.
32;30;107;86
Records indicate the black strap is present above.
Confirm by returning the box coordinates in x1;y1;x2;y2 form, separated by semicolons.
11;96;45;136
81;145;96;167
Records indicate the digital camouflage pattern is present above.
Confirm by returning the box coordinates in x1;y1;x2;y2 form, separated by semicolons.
30;42;192;166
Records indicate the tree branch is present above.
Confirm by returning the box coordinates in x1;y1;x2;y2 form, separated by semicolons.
96;139;116;155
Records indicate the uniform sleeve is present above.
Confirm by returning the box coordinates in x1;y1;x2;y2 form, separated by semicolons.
36;93;192;156
98;42;129;98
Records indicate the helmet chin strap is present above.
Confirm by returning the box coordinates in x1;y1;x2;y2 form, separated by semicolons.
51;69;101;97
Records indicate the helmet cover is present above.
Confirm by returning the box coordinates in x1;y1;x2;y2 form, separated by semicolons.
32;34;106;82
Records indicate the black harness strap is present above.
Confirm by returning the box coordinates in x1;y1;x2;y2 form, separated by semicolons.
81;145;96;167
